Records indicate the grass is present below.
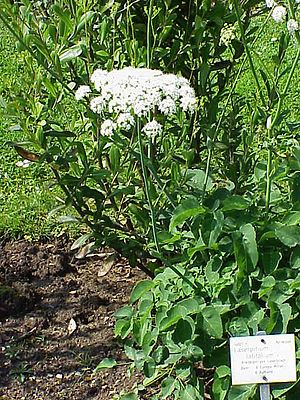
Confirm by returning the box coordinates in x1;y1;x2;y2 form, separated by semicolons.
0;23;78;240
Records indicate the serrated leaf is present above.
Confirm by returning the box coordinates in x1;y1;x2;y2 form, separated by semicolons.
130;280;155;304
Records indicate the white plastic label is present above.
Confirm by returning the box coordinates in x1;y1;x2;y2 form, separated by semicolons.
230;334;297;385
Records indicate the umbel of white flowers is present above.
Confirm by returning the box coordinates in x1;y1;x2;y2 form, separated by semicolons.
75;67;197;138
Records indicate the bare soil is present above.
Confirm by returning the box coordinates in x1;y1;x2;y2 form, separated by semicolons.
0;236;147;400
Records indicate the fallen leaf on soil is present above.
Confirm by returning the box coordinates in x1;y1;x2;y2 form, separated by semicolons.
67;318;77;335
98;253;118;277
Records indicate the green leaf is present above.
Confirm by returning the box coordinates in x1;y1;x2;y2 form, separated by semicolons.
77;11;96;32
212;365;231;400
179;384;202;400
169;199;205;231
228;317;249;336
291;247;300;269
76;142;88;168
45;130;75;138
94;358;117;372
161;377;176;399
120;393;139;400
262;249;282;274
114;306;135;319
57;215;81;223
240;224;258;271
160;305;187;331
275;225;300;247
130;280;155;304
60;44;83;62
70;233;92;250
222;196;249;211
109;145;120;174
172;317;195;344
200;306;223;339
228;385;257;400
266;302;291;333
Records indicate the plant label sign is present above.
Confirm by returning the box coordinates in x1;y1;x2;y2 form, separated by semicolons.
230;334;296;385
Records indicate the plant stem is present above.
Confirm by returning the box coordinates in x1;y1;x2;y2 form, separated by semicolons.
232;0;266;108
137;118;160;252
147;0;154;68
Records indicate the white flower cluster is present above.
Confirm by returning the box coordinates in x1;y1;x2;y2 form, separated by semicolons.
75;85;91;101
265;1;299;37
220;24;236;47
142;120;163;138
75;67;197;137
272;5;286;22
287;18;298;33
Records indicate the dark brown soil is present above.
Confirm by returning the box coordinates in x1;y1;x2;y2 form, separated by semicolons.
0;237;147;399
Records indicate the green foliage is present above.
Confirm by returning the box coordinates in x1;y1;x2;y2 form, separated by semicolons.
0;0;299;398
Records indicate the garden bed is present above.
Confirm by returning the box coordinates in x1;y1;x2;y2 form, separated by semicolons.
0;237;146;399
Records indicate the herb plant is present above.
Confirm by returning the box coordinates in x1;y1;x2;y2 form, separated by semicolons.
0;0;299;398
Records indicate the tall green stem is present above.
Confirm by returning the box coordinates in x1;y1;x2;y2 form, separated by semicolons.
137;118;160;252
232;0;266;108
147;0;154;68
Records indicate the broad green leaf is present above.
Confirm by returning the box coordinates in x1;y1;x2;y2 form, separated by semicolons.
228;317;249;336
282;211;300;225
212;365;231;400
160;305;187;331
209;210;224;246
266;302;291;333
172;317;195;344
290;247;300;269
228;385;256;400
240;224;258;271
262;249;282;274
200;306;223;339
275;225;300;247
268;282;293;305
130;280;155;304
94;358;117;372
114;306;135;319
169;199;205;231
179;384;202;400
222;196;249;211
161;377;176;399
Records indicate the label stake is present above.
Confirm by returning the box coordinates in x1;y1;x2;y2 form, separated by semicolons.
257;331;271;400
